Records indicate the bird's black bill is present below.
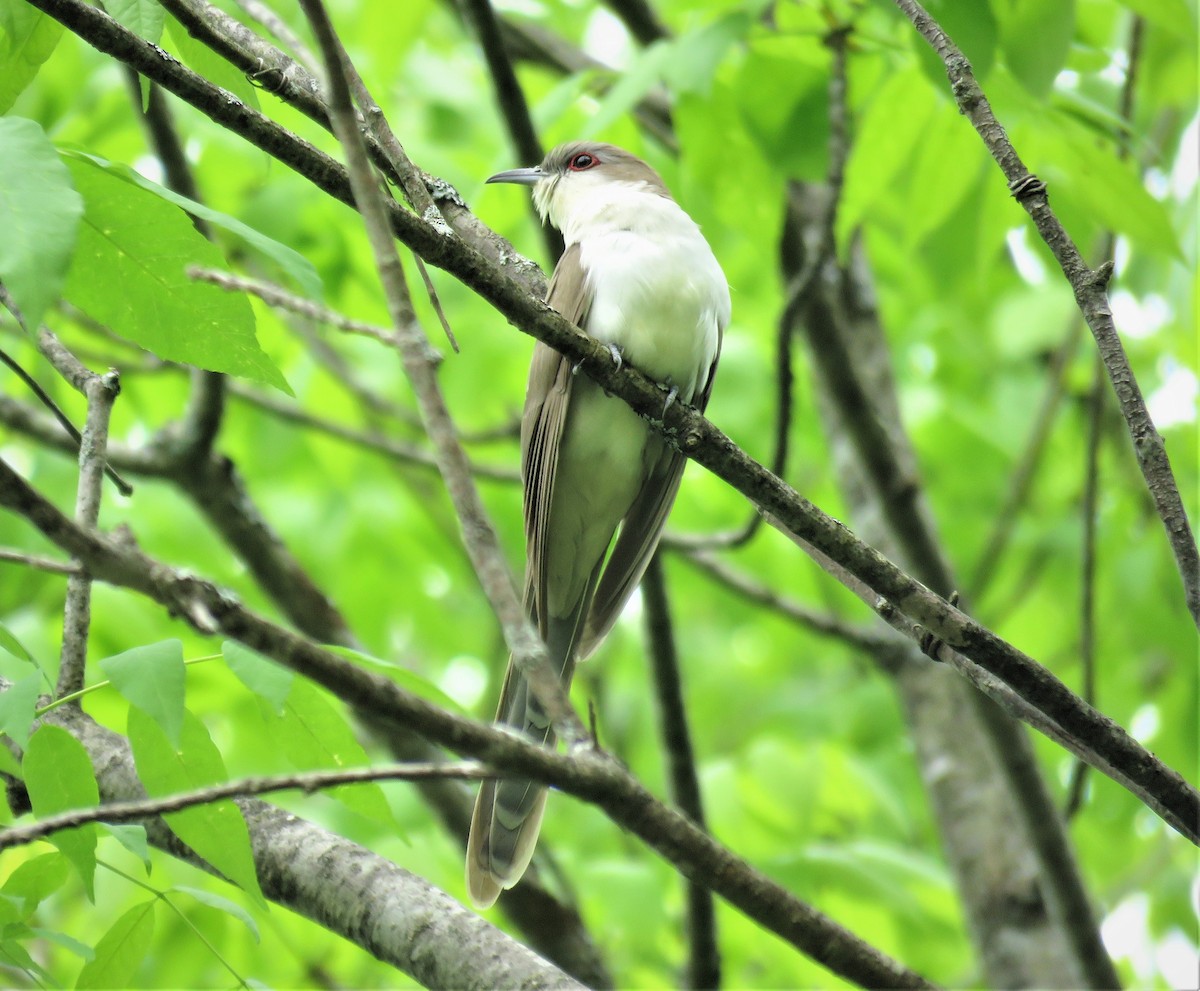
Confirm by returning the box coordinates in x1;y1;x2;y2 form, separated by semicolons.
486;166;542;186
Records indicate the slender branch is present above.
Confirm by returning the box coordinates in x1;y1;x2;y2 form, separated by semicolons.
32;329;122;699
0;460;937;990
967;322;1083;600
0;548;80;575
0;760;492;852
642;554;720;990
892;0;1199;627
0;335;131;496
189;267;400;344
1066;355;1105;820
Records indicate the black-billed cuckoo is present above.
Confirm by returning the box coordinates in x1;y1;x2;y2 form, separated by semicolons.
466;142;730;908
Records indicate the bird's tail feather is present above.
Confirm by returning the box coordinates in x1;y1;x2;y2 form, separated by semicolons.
466;605;587;908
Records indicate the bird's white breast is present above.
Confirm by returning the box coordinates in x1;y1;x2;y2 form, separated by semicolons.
556;179;729;399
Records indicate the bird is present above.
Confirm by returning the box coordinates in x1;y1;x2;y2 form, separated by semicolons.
466;141;729;908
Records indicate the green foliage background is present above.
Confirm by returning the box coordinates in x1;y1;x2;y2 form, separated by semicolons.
0;0;1196;987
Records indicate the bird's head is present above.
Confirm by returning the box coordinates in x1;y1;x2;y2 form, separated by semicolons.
487;142;670;234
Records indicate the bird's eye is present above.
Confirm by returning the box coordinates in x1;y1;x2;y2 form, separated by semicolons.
568;153;597;171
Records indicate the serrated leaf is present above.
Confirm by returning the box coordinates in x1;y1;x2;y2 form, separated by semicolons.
127;708;263;905
223;641;293;714
60;154;290;393
2;852;71;914
173;885;260;942
0;621;37;664
69;151;321;300
22;725;98;900
101;823;151;871
74;900;154;989
1000;0;1074;98
0;7;63;113
103;0;164;44
0;672;43;748
0;118;82;331
266;679;394;826
99;640;185;747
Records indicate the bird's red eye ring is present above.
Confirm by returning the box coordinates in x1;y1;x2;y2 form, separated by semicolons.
568;153;598;171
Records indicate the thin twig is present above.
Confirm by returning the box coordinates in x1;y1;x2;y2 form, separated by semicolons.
0;548;81;575
642;554;720;990
0;761;493;853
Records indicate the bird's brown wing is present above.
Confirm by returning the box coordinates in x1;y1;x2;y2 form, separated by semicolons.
520;242;592;632
577;329;723;659
466;243;594;908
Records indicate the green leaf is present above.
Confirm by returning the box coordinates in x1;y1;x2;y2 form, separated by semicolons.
0;672;42;748
60;154;290;393
1;852;71;914
127;708;264;905
663;11;753;96
836;68;936;254
582;41;673;139
0;621;37;664
733;36;830;182
1036;117;1185;261
265;679;394;826
223;641;293;714
0;5;63;113
327;645;467;715
22;725;99;900
103;0;164;44
903;110;987;247
69;151;321;300
99;639;185;747
101;823;151;871
173;885;260;942
74;900;155;989
0;118;82;331
1000;0;1075;98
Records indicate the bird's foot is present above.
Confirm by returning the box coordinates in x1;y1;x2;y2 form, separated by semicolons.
660;384;679;417
572;343;624;378
919;590;960;660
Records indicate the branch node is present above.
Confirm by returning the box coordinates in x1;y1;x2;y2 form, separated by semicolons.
1008;173;1047;203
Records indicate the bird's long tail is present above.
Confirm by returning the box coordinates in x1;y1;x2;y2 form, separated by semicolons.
466;610;584;908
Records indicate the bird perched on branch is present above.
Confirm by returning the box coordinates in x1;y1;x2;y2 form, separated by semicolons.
467;141;729;908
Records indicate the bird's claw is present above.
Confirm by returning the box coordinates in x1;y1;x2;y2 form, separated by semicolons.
661;385;679;417
573;344;624;377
